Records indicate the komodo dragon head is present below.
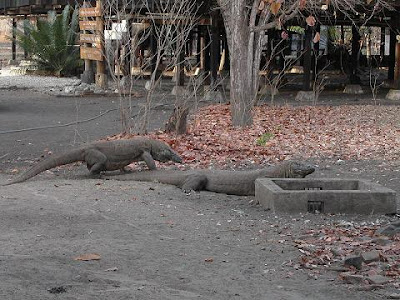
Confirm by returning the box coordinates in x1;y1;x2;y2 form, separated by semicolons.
285;161;315;178
150;140;182;163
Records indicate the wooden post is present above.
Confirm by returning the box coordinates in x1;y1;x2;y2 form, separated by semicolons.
388;25;396;81
196;26;201;66
303;26;312;91
200;26;205;70
210;11;219;85
149;25;159;76
204;27;211;85
380;27;386;59
12;18;17;61
395;42;400;82
95;0;106;88
81;13;94;84
350;25;360;84
79;2;103;84
340;25;344;44
23;16;28;59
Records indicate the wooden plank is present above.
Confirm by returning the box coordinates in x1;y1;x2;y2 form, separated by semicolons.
79;20;103;31
79;33;102;44
80;47;103;61
79;6;102;17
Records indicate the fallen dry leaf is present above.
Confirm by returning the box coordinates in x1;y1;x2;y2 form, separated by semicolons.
270;1;281;15
74;253;101;261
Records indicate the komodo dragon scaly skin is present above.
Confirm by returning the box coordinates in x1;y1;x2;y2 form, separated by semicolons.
105;161;315;196
3;138;182;185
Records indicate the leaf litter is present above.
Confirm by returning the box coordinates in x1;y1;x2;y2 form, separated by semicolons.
111;104;400;169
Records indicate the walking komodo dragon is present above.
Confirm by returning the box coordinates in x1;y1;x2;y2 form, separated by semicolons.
3;138;182;185
105;161;315;196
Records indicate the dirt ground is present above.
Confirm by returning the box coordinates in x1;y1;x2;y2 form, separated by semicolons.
0;87;399;299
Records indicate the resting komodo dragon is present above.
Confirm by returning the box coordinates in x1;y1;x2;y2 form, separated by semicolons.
104;161;315;195
3;138;182;185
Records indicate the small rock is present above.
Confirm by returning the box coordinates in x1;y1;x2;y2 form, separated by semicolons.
145;80;152;90
258;84;279;96
375;221;400;237
328;265;348;272
93;87;105;94
343;84;364;94
361;250;381;264
341;273;366;284
366;274;391;285
48;286;67;294
295;91;315;102
64;86;75;93
387;293;400;299
385;89;400;101
298;244;317;253
344;255;363;270
331;247;345;257
372;237;392;246
337;220;354;227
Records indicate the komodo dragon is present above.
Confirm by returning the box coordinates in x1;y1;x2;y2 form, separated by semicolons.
104;161;315;195
3;138;182;185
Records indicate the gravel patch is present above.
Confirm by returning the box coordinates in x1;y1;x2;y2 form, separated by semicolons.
0;70;81;91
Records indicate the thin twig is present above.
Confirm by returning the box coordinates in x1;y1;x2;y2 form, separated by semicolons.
0;153;9;159
0;108;118;135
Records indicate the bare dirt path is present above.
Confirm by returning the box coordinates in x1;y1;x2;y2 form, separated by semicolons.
0;87;399;299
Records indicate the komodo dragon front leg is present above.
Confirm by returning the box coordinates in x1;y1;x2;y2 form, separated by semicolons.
141;151;157;170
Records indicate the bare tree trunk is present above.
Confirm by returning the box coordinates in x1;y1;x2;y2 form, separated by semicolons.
229;44;255;126
222;0;258;127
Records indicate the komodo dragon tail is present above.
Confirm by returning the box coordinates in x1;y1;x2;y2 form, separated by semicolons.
3;149;84;185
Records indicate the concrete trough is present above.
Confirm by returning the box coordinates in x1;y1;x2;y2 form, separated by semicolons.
255;178;397;214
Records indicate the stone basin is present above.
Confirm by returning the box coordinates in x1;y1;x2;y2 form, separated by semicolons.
255;178;397;214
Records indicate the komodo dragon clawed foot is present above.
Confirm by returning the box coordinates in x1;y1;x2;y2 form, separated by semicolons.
181;174;208;193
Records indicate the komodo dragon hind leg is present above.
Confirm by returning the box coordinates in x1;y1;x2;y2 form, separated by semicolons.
84;149;108;174
181;174;208;193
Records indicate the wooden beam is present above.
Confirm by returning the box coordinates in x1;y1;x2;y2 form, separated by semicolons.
80;47;103;61
79;6;102;18
79;33;102;44
79;20;103;31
